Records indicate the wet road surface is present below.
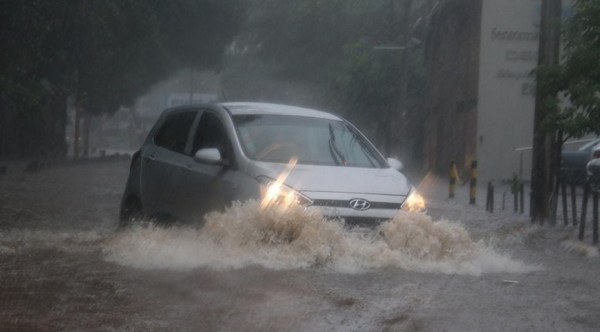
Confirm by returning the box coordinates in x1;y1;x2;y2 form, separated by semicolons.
1;160;600;331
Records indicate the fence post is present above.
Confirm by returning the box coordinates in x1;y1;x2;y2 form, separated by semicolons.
571;184;578;226
593;191;598;244
449;161;457;199
579;183;590;241
469;160;477;205
561;180;568;226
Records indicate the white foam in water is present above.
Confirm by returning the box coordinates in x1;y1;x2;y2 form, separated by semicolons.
102;201;537;275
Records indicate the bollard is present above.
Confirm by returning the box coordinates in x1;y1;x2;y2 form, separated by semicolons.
579;183;590;241
449;161;457;199
520;183;525;214
486;181;494;213
469;160;477;205
513;187;518;212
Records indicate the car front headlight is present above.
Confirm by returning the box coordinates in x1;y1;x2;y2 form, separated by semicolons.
256;176;313;209
401;187;426;212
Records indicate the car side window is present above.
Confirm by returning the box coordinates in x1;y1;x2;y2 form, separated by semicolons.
192;112;234;162
154;111;197;154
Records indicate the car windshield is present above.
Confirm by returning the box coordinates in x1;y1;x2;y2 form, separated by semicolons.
233;114;386;168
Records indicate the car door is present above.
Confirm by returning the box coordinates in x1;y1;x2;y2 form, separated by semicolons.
140;110;198;219
178;110;238;222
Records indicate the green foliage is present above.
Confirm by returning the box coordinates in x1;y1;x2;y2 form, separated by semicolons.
231;0;409;83
226;0;429;153
0;0;241;114
538;0;600;138
335;41;403;126
0;0;241;157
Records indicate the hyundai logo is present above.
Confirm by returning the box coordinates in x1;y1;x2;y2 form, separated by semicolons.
349;198;371;211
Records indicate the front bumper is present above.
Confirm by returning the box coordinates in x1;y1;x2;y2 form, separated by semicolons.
302;191;406;225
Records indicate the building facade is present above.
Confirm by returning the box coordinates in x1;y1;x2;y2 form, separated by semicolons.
425;0;543;183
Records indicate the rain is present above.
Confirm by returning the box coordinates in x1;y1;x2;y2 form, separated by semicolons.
2;0;600;331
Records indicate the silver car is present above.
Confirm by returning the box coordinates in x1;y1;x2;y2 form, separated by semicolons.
119;102;422;227
562;138;600;185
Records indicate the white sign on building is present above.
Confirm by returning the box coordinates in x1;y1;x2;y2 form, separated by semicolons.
476;0;542;182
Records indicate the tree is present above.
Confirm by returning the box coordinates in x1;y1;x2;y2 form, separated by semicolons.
335;0;428;157
544;0;600;137
335;39;425;155
531;0;562;224
0;0;242;159
224;0;431;161
532;0;600;222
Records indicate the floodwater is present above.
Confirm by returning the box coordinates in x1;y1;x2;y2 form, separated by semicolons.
1;160;600;331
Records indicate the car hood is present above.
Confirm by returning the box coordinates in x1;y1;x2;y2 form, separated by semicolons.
250;162;410;196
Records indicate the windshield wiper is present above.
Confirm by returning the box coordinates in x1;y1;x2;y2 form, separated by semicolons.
328;124;347;166
355;138;377;168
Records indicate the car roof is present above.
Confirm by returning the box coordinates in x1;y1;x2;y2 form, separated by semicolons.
220;102;342;121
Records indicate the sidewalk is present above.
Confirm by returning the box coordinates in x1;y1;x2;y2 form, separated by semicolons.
417;172;600;246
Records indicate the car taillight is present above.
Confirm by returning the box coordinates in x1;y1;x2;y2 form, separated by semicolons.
593;150;600;159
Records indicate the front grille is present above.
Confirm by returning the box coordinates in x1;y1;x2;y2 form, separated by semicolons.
311;199;401;210
341;217;388;227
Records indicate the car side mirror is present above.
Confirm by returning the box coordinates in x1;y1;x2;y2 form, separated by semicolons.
193;148;223;165
387;157;403;171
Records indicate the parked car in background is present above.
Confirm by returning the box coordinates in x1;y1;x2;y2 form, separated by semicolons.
586;144;600;192
561;138;600;185
120;102;424;227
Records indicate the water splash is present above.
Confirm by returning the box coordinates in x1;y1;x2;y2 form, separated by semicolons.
103;201;537;275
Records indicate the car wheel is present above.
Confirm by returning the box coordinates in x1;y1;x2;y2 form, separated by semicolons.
119;197;144;228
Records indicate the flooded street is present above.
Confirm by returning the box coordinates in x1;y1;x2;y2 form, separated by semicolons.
1;160;600;331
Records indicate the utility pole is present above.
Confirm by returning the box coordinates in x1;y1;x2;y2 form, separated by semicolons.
74;0;87;158
531;0;562;224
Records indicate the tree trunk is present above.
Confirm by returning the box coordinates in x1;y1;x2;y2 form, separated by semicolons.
82;111;91;157
0;95;5;159
74;101;81;158
531;0;562;224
